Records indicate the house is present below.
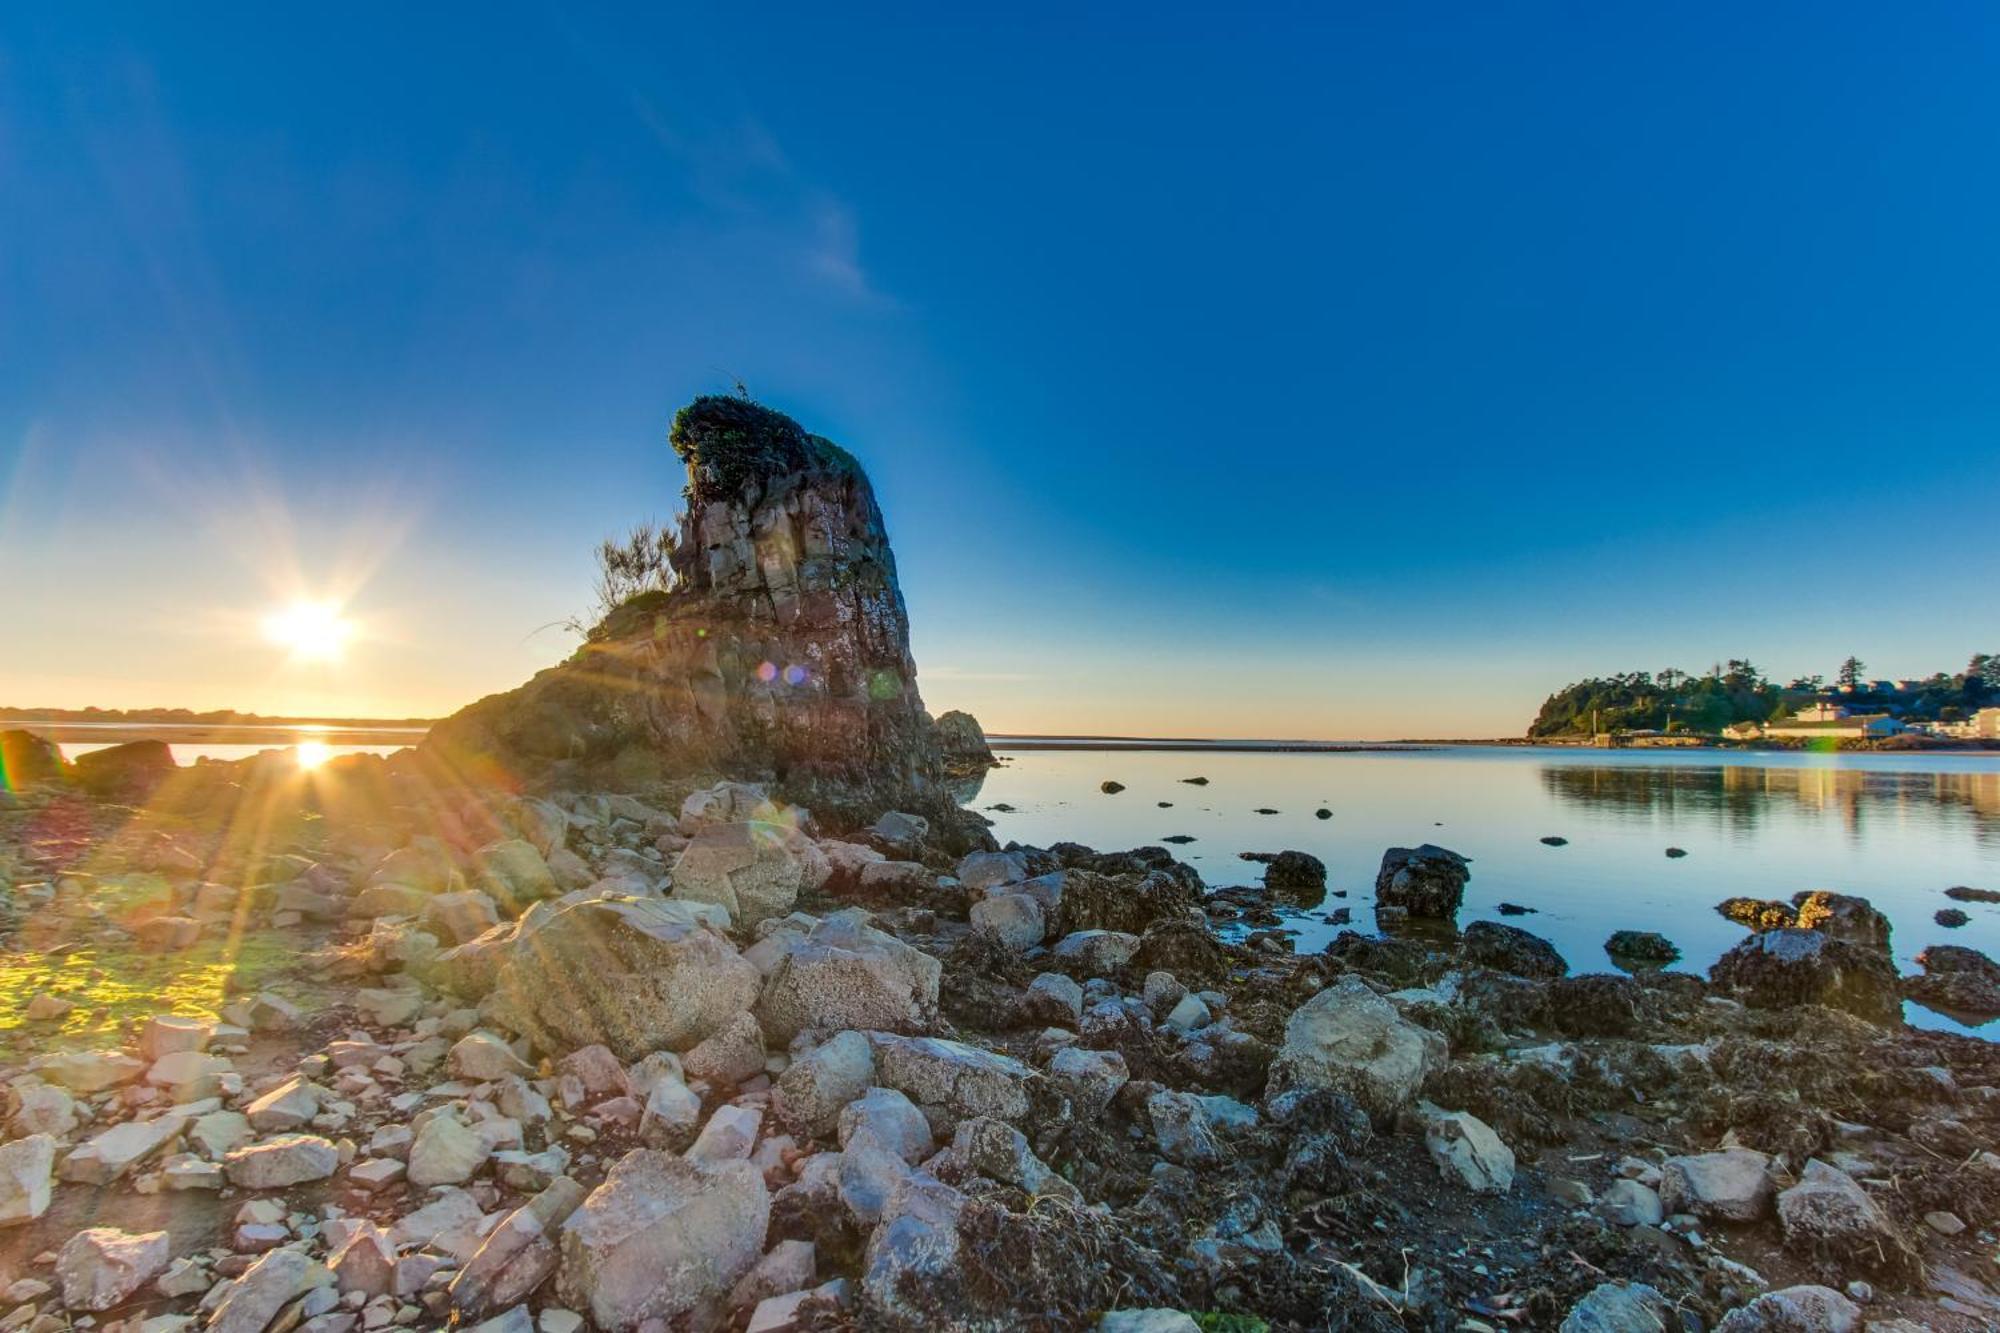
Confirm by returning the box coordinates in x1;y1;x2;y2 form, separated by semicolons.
1789;703;1850;723
1763;713;1905;739
1978;708;2000;740
1722;721;1763;741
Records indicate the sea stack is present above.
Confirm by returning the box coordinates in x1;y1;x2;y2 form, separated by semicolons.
424;396;952;818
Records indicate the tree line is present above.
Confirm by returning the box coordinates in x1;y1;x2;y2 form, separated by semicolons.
1528;655;2000;737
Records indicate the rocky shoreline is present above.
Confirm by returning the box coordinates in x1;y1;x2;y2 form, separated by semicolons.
4;756;2000;1332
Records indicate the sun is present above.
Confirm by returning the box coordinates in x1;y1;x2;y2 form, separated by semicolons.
262;601;353;661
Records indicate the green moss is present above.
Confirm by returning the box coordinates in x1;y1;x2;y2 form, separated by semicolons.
668;396;866;499
0;932;297;1055
670;395;813;497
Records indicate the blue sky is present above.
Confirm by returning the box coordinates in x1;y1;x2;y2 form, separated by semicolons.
4;4;1998;737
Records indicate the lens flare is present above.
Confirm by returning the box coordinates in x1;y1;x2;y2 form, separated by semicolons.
262;601;353;660
296;740;333;769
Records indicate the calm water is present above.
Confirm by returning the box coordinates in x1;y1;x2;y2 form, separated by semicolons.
59;740;411;765
962;746;2000;1035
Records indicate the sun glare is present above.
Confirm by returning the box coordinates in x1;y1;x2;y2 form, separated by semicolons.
262;601;353;660
295;740;332;769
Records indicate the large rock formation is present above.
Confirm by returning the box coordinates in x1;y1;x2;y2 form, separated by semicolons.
423;397;953;819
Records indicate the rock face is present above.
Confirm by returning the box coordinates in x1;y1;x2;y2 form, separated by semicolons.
1374;845;1470;919
423;396;950;818
933;710;994;768
493;896;763;1060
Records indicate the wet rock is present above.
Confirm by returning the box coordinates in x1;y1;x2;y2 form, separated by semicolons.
1936;908;1969;927
1100;780;1125;794
756;912;941;1041
1132;919;1230;984
1559;1281;1674;1333
1374;844;1470;919
1660;1146;1774;1222
934;710;994;767
493;895;762;1060
58;1227;171;1311
1791;891;1891;951
1945;885;2000;903
1905;943;2000;1016
1266;975;1446;1122
1777;1159;1909;1273
1263;851;1326;907
1709;929;1901;1024
225;1133;340;1189
0;1134;56;1226
1423;1107;1514;1193
556;1151;770;1331
1605;931;1680;963
1462;920;1568;979
672;821;832;929
1713;1284;1859;1331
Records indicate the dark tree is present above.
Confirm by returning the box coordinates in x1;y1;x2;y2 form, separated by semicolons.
1836;656;1866;689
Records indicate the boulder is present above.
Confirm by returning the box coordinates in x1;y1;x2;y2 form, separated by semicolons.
1709;929;1901;1024
1559;1281;1675;1333
492;896;763;1060
1147;1090;1258;1166
1777;1159;1909;1272
1424;1108;1515;1193
1905;943;2000;1016
683;1011;768;1086
950;1116;1078;1200
1604;931;1680;963
408;1113;489;1186
1462;921;1568;979
225;1133;340;1189
934;710;994;767
473;838;560;913
672;821;832;929
427;891;503;945
208;1247;314;1333
1374;844;1470;919
556;1151;770;1331
448;1176;587;1321
956;850;1029;892
867;1033;1035;1125
1046;1047;1129;1117
0;728;66;787
1790;891;1892;952
1048;929;1141;976
679;781;775;834
1599;1178;1664;1227
1263;851;1326;907
970;891;1046;949
62;1112;189;1184
72;739;176;799
58;1227;171;1312
1713;1285;1860;1332
450;1031;533;1082
857;1171;971;1329
755;912;941;1041
1660;1147;1774;1223
773;1031;876;1137
839;1088;934;1164
0;1133;56;1226
1265;975;1446;1122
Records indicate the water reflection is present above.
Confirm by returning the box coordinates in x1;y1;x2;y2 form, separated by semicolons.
1541;763;2000;848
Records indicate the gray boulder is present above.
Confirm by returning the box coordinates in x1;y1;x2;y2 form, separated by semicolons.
1660;1147;1774;1223
672;821;832;929
867;1033;1035;1125
756;912;941;1041
556;1151;770;1331
1713;1285;1860;1332
1709;929;1901;1025
1559;1281;1674;1333
493;896;762;1060
1265;975;1446;1121
58;1227;171;1311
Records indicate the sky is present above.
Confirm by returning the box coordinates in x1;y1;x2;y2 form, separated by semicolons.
4;4;1999;739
